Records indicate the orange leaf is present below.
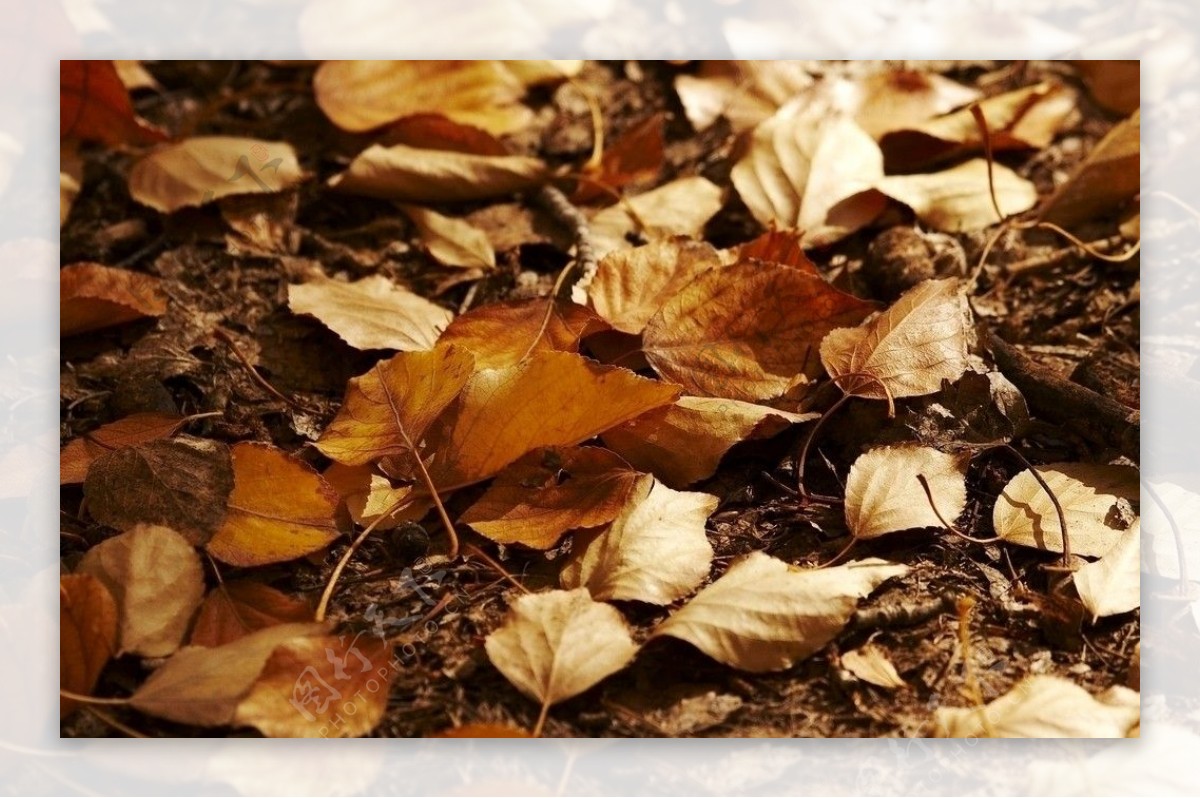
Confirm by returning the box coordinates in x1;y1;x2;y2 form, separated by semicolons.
60;412;183;484
460;446;646;549
379;113;508;156
588;238;722;335
190;580;315;648
726;229;820;275
60;574;118;718
436;297;607;370
207;443;341;567
60;60;167;146
573;113;664;204
61;262;167;337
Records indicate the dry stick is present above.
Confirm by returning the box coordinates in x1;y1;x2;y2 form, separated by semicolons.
464;543;532;595
59;690;129;706
1141;479;1189;593
315;492;415;622
85;706;148;738
916;474;1002;544
212;327;309;411
955;595;995;736
970;104;1005;225
995;443;1073;569
795;372;896;502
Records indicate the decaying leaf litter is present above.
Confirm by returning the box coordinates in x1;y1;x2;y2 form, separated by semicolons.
60;60;1140;738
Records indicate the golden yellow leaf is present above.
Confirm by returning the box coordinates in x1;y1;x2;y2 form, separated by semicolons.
875;159;1038;231
400;205;495;269
1038;110;1139;229
934;676;1139;738
328;143;547;203
60;574;118;718
588;238;722;335
61;412;183;484
436;297;607;370
288;274;452;352
588;176;724;258
190;580;315;648
841;645;906;689
128;137;304;213
844;445;969;539
207;443;340;567
1074;520;1140;621
61;262;167;337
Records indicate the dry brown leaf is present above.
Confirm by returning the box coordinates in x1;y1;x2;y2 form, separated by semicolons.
219;191;300;256
61;145;83;226
993;462;1140;556
643;261;876;401
61;412;184;484
1074;520;1140;621
234;634;396;738
560;478;717;604
820;278;975;401
875;158;1038;231
129;622;327;727
60;60;168;147
844;445;969;539
315;345;475;467
190;580;315;648
328;143;547;203
588;238;722;335
77;524;205;658
841;645;906;689
84;436;233;546
432;723;531;738
436;297;607;371
934;676;1139;738
722;229;820;274
400;205;495;269
1038;110;1139;229
674;61;814;132
484;588;638;705
128;137;304;213
61;262;168;337
573;113;665;204
881;82;1076;170
207;443;341;567
602;396;817;488
428;351;679;489
60;574;118;718
315;60;534;135
1073;60;1138;115
322;463;428;531
731;109;887;248
588;176;724;258
461;446;645;550
651;553;907;672
288;274;452;352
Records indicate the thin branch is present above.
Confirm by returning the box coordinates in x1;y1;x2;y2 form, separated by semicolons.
916;474;1001;544
212;327;308;411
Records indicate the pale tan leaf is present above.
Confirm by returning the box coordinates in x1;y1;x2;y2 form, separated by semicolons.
315;345;475;467
1039;110;1139;229
674;61;814;132
61;412;183;484
129;622;327;727
484;588;638;705
190;580;315;648
400;205;495;269
77;524;205;658
1074;520;1140;621
876;159;1038;231
207;443;341;567
934;676;1139;738
234;634;396;738
841;645;906;689
820;278;975;400
561;478;717;604
129;137;304;213
328;143;547;203
461;446;645;550
113;60;159;91
61;144;83;226
993;462;1140;556
602;396;817;488
845;69;981;139
61;262;168;337
588;238;722;335
504;60;584;85
650;553;908;672
643;261;875;401
288;274;452;352
60;574;119;718
588;176;724;258
436;297;607;370
844;445;969;539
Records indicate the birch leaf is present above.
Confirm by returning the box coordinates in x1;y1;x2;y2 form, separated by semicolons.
329;144;546;203
589;176;724;258
588;238;722;335
288;274;452;352
60;574;119;718
841;645;905;689
400;205;495;269
129;137;303;213
934;676;1139;738
436;297;607;370
1074;520;1140;621
876;159;1038;231
61;412;184;485
190;580;315;648
61;262;168;337
844;445;970;539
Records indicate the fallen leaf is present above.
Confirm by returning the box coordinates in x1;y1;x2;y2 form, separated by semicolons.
588;238;722;335
234;634;396;738
484;588;638;705
129;622;327;727
61;262;168;337
432;723;531;737
84;436;234;546
612;684;744;736
128;137;304;213
1074;520;1140;621
1073;60;1139;115
993;462;1140;556
219;191;300;256
400;205;495;269
723;228;820;274
844;445;970;539
190;580;315;648
674;61;814;133
588;176;724;258
731;109;887;247
841;645;905;689
60;412;184;484
841;69;981;139
561;478;717;604
77;524;205;658
464;201;573;253
504;60;584;85
573;113;664;204
602;396;817;488
207;443;341;567
876;158;1038;230
1038;110;1139;229
61;144;83;226
898;371;1031;448
315;345;475;467
934;676;1139;738
643;261;876;401
323;463;428;531
820;278;975;400
288;274;452;352
113;59;159;92
461;446;645;550
436;297;607;370
652;554;907;672
380;113;508;156
60;60;167;146
60;574;118;718
328;143;547;203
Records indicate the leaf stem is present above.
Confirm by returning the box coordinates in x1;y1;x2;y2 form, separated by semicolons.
315;496;408;622
532;699;551;739
59;690;129;706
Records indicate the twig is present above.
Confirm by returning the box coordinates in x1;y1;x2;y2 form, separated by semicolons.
796;372;895;501
535;184;598;299
916;474;1002;544
464;543;532;595
994;444;1074;569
